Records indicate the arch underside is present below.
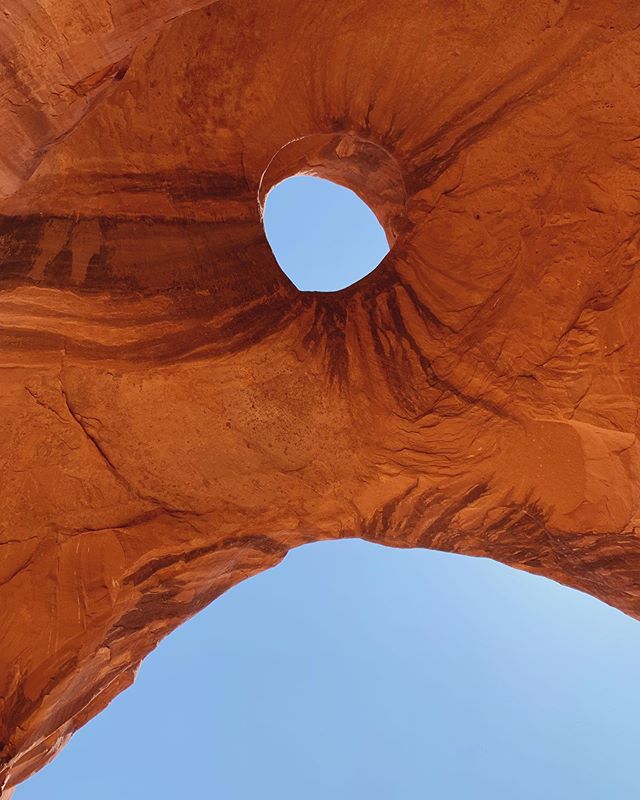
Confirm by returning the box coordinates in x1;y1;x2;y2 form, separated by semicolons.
1;0;640;793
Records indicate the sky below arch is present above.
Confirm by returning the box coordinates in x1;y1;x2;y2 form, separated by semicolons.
18;177;640;800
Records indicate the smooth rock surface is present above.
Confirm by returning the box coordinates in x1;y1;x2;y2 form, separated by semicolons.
1;0;640;793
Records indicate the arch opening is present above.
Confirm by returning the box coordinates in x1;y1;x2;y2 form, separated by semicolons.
263;175;390;291
259;133;408;292
20;540;640;800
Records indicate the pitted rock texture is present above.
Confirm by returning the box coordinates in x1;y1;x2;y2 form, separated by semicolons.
1;0;640;793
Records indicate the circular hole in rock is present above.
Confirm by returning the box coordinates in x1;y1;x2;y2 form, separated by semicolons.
263;175;390;292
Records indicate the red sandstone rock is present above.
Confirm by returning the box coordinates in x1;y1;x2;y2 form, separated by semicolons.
0;0;215;199
1;0;640;793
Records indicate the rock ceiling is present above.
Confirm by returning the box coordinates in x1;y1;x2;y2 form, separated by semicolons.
1;0;640;793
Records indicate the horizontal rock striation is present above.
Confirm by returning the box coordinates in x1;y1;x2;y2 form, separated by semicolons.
1;0;640;793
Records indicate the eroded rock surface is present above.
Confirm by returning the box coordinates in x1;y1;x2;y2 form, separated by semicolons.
0;0;215;199
1;0;640;793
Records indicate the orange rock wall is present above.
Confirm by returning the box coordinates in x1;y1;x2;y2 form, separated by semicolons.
1;0;640;793
0;0;215;198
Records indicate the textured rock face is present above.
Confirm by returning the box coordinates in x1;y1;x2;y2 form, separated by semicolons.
0;0;215;199
1;0;640;793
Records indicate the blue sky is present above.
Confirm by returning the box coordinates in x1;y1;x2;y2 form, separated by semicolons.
263;175;389;291
19;178;640;799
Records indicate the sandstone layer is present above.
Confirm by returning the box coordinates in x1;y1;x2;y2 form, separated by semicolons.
0;0;215;199
1;0;640;793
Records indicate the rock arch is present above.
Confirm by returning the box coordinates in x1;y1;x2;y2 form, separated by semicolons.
1;0;640;793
